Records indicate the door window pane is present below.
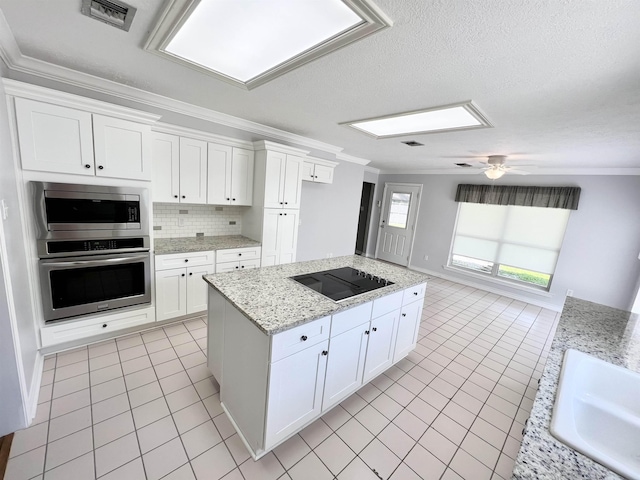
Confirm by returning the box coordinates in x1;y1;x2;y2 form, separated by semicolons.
388;192;411;228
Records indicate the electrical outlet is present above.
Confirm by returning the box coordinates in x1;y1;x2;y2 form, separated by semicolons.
178;217;185;227
326;253;333;258
566;289;574;297
423;255;429;261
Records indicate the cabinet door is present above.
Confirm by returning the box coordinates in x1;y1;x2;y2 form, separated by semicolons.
302;161;315;182
155;269;187;321
393;300;422;363
313;164;334;184
261;209;281;266
230;148;254;206
15;98;95;175
265;340;328;449
263;151;286;208
322;325;369;411
186;265;214;314
179;137;208;204
282;155;303;209
207;142;232;205
93;115;152;180
152;133;180;203
363;310;399;383
278;210;299;265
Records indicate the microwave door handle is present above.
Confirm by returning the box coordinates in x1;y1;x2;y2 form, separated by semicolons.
44;255;148;268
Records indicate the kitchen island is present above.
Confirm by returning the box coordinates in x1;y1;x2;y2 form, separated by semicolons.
513;297;640;479
204;255;428;459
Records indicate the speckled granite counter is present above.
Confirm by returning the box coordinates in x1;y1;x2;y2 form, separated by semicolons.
513;297;640;479
154;235;260;255
203;255;428;335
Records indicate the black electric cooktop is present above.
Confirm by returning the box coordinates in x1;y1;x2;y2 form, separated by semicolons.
290;267;394;302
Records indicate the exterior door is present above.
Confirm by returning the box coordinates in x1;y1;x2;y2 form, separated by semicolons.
376;184;422;266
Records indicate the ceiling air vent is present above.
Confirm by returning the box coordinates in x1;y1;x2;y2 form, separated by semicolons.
455;163;473;167
81;0;137;31
401;141;424;147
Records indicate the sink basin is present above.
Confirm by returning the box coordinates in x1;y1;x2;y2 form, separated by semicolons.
550;349;640;479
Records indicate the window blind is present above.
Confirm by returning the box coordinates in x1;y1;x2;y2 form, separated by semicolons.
451;202;570;274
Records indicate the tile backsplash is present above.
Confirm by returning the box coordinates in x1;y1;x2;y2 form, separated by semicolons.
153;203;243;238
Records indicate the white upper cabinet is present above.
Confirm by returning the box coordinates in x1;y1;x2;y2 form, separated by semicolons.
12;91;158;180
152;133;180;203
207;143;254;206
302;158;337;184
263;151;303;209
93;115;152;180
179;137;208;204
15;98;95;176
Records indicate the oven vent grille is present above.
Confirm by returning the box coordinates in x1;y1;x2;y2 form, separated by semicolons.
81;0;137;31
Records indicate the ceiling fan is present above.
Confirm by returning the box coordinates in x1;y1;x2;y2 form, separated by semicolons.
454;155;534;179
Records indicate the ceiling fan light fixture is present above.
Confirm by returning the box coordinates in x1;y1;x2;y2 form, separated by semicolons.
485;168;506;180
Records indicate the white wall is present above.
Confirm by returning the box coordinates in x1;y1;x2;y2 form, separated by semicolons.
377;173;640;311
296;161;365;261
0;63;39;429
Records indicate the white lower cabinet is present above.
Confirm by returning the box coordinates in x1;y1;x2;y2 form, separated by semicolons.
155;251;214;321
394;296;424;363
363;310;400;383
215;246;262;273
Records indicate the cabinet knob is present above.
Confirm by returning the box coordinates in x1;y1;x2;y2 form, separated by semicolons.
102;324;107;328
301;335;308;341
232;198;236;201
235;266;239;269
321;350;328;356
98;165;104;170
279;213;283;216
174;195;178;198
413;292;418;296
314;176;318;179
402;313;407;317
280;202;283;205
181;273;185;277
310;175;314;178
182;195;186;199
238;253;242;256
227;198;230;201
284;202;288;205
365;330;370;335
84;164;91;169
372;327;378;332
284;213;287;216
185;259;189;262
189;272;193;276
241;265;245;268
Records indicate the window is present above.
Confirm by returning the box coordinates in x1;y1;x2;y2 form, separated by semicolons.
388;192;411;228
449;202;570;289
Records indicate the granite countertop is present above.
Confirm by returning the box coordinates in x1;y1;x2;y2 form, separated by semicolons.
203;255;429;335
154;235;261;255
513;297;640;479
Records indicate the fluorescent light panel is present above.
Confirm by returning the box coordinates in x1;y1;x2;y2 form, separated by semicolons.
164;0;363;83
346;102;492;138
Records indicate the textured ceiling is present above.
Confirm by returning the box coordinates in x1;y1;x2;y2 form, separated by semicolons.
0;0;639;172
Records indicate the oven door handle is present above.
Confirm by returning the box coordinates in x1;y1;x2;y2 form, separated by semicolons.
43;255;148;268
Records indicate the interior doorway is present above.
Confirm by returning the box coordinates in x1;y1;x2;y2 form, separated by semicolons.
355;182;375;256
375;183;422;266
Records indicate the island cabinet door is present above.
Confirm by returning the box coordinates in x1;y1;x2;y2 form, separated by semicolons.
264;339;329;450
363;310;400;383
393;300;422;363
321;324;369;412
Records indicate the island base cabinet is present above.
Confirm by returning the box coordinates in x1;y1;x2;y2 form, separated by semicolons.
394;300;422;363
264;340;329;450
363;310;400;383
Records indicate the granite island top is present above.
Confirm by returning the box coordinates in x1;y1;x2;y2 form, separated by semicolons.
203;255;429;335
154;235;261;255
513;297;640;480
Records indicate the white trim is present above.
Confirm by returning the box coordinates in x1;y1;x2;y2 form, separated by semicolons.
378;167;640;176
363;165;381;174
305;156;339;168
335;152;371;165
152;122;254;149
253;140;310;156
442;265;554;297
410;265;563;312
0;8;346;156
26;352;43;422
143;0;393;90
2;79;161;124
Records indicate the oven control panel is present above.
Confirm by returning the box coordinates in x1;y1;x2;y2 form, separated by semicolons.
45;237;147;255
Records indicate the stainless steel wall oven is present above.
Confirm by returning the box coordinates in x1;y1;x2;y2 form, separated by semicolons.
32;182;152;322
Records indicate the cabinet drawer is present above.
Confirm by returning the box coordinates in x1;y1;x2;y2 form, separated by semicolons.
402;283;427;306
271;316;331;362
330;302;373;337
216;258;261;273
216;246;261;263
372;291;403;319
155;251;214;271
40;306;156;348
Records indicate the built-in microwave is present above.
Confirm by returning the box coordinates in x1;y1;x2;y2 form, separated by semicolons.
32;182;150;258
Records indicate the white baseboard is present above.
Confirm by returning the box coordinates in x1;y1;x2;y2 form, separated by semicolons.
26;351;43;424
410;265;563;312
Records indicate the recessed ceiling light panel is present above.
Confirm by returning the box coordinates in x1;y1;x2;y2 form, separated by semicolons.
145;0;392;89
343;101;493;139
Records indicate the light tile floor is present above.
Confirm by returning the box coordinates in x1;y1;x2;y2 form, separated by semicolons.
5;278;559;480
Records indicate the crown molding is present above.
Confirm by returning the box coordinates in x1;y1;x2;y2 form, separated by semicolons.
378;167;640;176
152;121;254;149
363;165;381;174
0;9;345;156
306;156;339;168
253;140;311;157
335;152;370;165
